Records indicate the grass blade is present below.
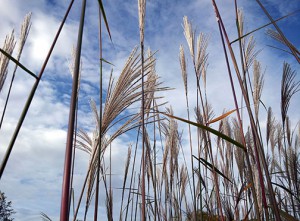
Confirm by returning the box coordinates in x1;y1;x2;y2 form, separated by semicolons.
160;112;246;151
0;48;37;79
271;182;299;201
193;155;232;183
279;209;299;221
97;0;112;41
100;58;114;66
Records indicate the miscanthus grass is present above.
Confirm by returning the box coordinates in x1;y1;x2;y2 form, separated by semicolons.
0;13;31;129
0;1;299;221
0;31;15;93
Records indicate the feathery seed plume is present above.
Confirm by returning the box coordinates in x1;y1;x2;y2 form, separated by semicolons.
138;0;146;43
0;31;16;92
179;45;187;94
183;16;195;60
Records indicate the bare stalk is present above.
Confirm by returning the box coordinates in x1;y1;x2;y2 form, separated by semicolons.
94;4;104;220
138;0;146;220
60;0;86;220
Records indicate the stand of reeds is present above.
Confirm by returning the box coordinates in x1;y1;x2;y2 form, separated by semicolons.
0;1;299;221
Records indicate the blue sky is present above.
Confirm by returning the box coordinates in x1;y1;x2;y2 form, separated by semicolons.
0;0;299;220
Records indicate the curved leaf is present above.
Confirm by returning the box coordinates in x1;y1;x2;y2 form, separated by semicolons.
272;182;300;201
193;155;232;183
98;0;112;41
161;112;246;151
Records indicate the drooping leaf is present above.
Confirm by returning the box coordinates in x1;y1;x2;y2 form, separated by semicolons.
193;155;232;183
98;0;112;41
193;167;207;190
271;182;299;201
259;99;268;112
40;212;53;221
160;112;246;151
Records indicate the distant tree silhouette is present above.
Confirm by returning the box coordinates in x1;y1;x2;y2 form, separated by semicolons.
0;191;15;221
